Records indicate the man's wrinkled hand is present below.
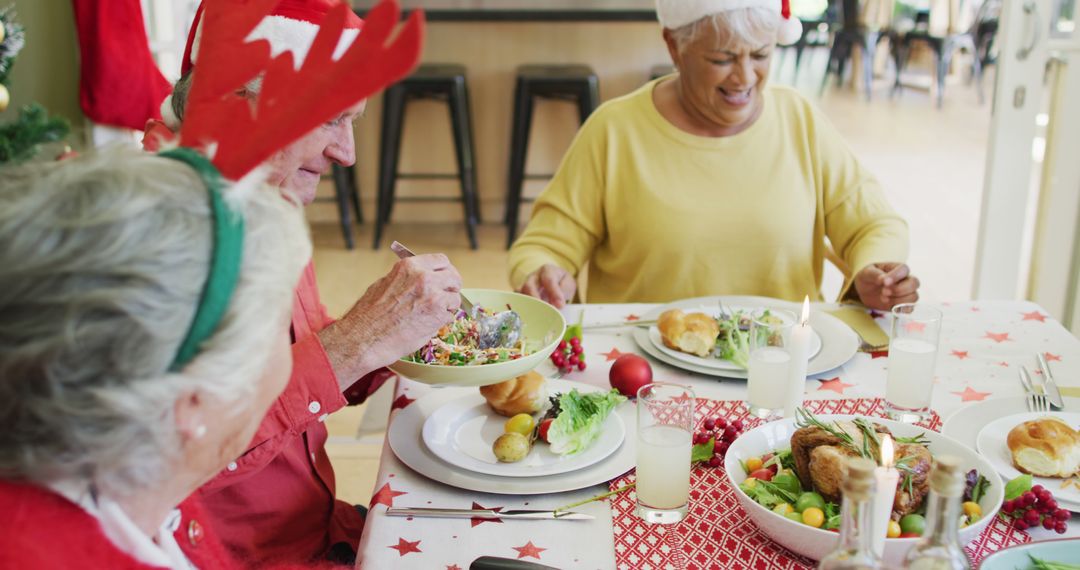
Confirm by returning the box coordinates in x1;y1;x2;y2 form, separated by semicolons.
853;262;920;311
519;264;577;308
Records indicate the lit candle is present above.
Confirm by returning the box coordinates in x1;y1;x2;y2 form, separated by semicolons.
783;297;811;418
870;435;899;558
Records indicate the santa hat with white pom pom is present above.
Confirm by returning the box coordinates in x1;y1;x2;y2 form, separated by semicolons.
656;0;803;46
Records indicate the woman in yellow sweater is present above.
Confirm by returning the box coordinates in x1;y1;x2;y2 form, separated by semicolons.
508;0;920;310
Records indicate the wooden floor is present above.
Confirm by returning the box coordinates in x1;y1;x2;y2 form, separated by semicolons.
320;50;992;507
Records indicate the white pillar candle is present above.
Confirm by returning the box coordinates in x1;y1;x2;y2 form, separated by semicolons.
870;435;899;558
783;297;811;418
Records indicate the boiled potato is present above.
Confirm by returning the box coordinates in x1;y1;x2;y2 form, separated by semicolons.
493;432;530;463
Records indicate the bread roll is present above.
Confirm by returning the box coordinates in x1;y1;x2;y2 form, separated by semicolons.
1007;417;1080;478
658;309;720;357
480;371;548;417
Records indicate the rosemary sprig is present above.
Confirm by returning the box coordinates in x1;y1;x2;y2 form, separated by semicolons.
895;433;931;446
795;409;867;459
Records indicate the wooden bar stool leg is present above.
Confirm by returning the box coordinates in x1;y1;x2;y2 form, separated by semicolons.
505;77;534;249
375;85;406;249
449;76;479;250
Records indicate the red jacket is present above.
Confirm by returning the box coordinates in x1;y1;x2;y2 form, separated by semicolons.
0;479;231;569
196;262;391;564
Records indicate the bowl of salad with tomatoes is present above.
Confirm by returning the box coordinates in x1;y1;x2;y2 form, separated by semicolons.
723;411;1003;567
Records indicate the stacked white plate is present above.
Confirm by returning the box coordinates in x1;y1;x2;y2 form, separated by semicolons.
387;378;636;494
943;397;1080;513
632;295;860;379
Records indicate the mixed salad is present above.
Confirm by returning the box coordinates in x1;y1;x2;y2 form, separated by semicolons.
737;413;991;536
404;306;527;366
715;309;781;369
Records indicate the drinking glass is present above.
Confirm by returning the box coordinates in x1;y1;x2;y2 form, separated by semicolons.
746;309;798;419
636;383;695;524
885;303;943;422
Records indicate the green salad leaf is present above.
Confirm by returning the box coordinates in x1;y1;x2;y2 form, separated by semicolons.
715;313;752;369
692;437;716;463
547;389;627;455
1005;474;1033;501
1028;555;1080;570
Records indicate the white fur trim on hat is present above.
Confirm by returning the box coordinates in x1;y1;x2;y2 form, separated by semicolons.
188;14;360;72
656;0;804;45
160;95;180;130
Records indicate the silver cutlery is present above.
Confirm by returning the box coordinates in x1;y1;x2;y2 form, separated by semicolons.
1020;367;1051;413
1036;352;1066;409
581;319;657;330
385;507;594;520
470;556;560;570
389;241;522;349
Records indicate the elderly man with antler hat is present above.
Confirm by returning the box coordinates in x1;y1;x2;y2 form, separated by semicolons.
144;0;454;565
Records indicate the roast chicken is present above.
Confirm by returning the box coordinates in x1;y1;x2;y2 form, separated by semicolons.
790;421;933;518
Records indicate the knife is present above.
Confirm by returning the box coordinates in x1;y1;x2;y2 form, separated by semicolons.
1037;352;1065;409
470;556;561;570
385;507;593;520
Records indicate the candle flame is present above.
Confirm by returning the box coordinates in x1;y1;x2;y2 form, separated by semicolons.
881;435;894;468
800;296;810;325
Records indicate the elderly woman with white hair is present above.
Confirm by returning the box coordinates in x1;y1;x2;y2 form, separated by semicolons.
0;147;310;568
509;0;921;310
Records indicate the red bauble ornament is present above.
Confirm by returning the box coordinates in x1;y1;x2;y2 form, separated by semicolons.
609;354;653;397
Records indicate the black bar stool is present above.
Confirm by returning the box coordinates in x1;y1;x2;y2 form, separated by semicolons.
374;63;480;250
328;164;362;249
504;64;600;249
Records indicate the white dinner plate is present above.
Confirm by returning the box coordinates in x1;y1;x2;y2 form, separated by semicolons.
646;303;823;372
975;411;1080;511
421;387;625;477
633;296;859;379
942;396;1080;450
389;378;637;495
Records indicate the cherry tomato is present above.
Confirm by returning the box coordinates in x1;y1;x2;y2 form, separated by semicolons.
504;413;535;436
745;457;764;473
748;469;774;482
801;507;825;528
772;503;795;516
899;514;926;536
887;520;901;538
899;532;921;539
962;501;982;520
537;418;553;443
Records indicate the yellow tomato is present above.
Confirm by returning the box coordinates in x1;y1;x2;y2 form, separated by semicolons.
773;503;795;516
962;501;982;520
504;413;535;436
887;520;902;538
745;457;764;473
802;507;825;528
743;478;758;489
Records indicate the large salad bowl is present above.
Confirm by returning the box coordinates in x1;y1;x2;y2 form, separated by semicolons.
389;289;565;387
723;415;1004;567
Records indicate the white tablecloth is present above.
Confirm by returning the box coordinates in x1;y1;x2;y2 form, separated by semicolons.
356;300;1080;569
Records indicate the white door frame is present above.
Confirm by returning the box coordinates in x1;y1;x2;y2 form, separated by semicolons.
973;0;1057;299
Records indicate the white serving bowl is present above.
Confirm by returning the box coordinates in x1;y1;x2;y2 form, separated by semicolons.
388;289;565;387
723;414;1004;568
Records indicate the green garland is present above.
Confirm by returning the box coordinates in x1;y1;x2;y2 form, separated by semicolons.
0;103;69;164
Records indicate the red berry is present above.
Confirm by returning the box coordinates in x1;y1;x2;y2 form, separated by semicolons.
561;365;573;374
1056;524;1068;534
1055;509;1070;521
571;344;584;355
708;456;722;468
568;354;580;366
1043;518;1056;530
722;426;738;442
713;440;724;453
730;419;744;431
1033;485;1045;493
715;418;728;430
1022;493;1036;507
717;441;730;454
577;360;586;371
569;337;581;346
1037;489;1052;502
1002;500;1016;514
557;340;568;351
1045;499;1058;511
693;432;708;445
1014;519;1029;530
703;419;716;431
1024;509;1040;524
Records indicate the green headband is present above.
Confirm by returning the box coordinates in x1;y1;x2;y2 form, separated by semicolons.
158;147;245;371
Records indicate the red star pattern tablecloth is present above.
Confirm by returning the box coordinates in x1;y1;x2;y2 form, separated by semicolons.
356;301;1080;569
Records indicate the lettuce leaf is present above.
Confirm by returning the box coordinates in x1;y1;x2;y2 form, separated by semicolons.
547;389;627;455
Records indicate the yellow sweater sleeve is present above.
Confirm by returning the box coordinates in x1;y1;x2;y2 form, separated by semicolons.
507;110;608;290
807;100;910;298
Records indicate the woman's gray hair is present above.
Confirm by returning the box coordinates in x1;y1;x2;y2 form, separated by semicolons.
0;146;311;497
668;7;781;51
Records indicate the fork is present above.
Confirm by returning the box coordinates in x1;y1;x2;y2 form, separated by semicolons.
1020;367;1051;413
